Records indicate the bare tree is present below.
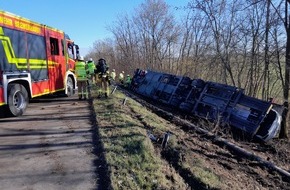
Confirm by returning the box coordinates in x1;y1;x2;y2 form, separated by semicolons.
86;39;118;71
285;0;290;102
280;0;289;138
133;0;179;71
177;10;211;78
109;14;142;72
265;0;289;138
188;0;244;86
244;1;266;97
109;0;179;74
262;0;271;100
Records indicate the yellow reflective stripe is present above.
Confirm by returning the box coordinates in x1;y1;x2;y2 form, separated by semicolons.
0;35;16;58
0;26;59;69
47;60;58;68
76;71;87;76
0;27;3;34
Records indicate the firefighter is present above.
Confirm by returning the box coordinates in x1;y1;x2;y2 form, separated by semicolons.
119;71;124;85
96;58;109;98
75;56;89;100
124;74;131;88
110;69;116;85
87;58;96;83
110;69;116;81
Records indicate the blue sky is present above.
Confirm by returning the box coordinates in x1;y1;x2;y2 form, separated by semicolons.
0;0;188;56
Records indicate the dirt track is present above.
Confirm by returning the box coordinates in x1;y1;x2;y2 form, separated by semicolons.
121;88;290;189
0;95;97;190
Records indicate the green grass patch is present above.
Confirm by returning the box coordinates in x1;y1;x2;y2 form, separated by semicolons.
91;89;188;189
90;87;223;189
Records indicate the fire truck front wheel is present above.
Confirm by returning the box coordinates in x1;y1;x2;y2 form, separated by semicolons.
66;77;74;97
7;84;29;117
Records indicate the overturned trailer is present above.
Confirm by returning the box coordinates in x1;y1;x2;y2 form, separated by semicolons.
131;69;282;142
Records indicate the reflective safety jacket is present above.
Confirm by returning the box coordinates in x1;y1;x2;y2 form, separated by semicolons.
75;61;88;81
119;73;124;80
87;61;95;75
125;76;131;84
110;71;116;80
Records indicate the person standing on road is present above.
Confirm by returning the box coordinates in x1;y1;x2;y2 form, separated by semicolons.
96;58;109;98
87;58;96;83
75;56;89;100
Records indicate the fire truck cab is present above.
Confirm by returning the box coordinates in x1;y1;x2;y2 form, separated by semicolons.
0;10;79;116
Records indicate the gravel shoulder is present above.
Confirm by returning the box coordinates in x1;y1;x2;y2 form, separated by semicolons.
0;95;97;190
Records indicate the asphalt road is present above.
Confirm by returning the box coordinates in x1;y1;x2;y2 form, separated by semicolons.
0;95;97;190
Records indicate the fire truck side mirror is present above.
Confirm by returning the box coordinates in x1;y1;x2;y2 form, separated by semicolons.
68;43;72;49
75;45;79;54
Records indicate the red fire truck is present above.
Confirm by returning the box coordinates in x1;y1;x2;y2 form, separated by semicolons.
0;10;79;116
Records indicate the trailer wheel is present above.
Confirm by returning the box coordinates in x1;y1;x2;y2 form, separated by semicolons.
66;77;74;97
7;84;29;117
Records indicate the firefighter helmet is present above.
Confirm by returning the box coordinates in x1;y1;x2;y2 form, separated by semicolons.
98;58;105;62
